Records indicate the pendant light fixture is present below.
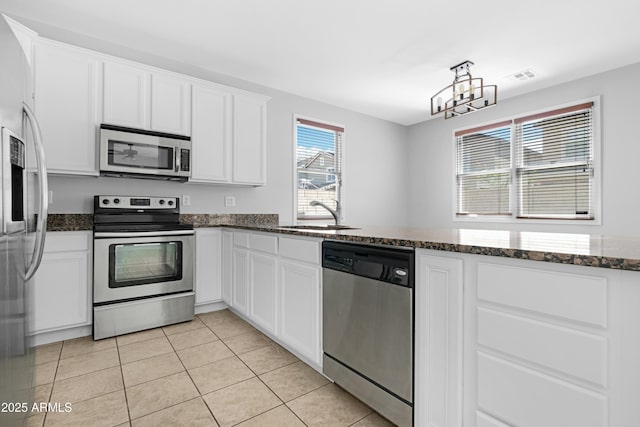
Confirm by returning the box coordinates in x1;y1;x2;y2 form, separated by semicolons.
430;60;497;119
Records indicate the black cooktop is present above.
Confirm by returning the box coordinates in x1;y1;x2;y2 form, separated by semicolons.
93;222;194;233
93;195;193;233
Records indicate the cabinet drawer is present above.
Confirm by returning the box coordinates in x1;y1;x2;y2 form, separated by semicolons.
279;237;321;265
477;262;607;327
44;231;91;253
477;307;607;386
233;231;249;248
249;233;278;255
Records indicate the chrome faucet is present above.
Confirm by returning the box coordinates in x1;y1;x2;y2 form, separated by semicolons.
310;200;341;225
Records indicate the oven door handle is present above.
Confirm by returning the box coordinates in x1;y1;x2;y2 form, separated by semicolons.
94;230;195;238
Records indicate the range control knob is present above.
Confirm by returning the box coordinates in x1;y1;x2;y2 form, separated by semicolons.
113;198;120;204
102;199;110;205
168;200;174;206
159;199;165;205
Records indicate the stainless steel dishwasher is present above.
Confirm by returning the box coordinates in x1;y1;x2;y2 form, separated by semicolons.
322;240;414;427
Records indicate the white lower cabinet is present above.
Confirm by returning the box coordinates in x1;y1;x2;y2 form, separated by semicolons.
232;247;249;316
221;230;233;306
29;231;92;335
278;259;321;366
249;251;277;334
227;231;322;367
414;252;463;427
415;249;640;427
194;229;222;306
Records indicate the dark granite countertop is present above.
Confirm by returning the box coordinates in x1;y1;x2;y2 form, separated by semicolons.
46;214;640;271
227;225;640;272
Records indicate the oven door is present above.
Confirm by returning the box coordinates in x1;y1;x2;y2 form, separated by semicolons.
93;230;194;304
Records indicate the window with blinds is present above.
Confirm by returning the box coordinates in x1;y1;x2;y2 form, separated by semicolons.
515;103;594;219
296;118;344;220
456;122;512;216
455;101;596;221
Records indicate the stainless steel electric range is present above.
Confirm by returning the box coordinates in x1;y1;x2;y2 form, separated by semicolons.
92;195;195;340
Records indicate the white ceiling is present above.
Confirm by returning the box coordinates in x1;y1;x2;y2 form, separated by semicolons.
2;0;640;125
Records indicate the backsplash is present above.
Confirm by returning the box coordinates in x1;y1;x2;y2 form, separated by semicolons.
46;213;279;231
181;214;279;227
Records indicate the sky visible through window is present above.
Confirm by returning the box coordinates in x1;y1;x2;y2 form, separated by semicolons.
297;125;335;159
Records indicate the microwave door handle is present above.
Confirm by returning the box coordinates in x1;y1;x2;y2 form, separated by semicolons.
23;103;48;282
175;147;180;173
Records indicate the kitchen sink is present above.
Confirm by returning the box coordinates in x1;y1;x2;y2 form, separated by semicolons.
278;224;359;231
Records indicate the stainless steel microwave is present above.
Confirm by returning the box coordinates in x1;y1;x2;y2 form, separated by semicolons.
99;124;191;181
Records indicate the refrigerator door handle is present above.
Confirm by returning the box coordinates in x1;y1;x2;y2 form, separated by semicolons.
23;103;48;282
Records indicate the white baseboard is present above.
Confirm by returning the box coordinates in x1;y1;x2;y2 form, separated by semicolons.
29;325;92;347
195;300;228;314
29;301;230;347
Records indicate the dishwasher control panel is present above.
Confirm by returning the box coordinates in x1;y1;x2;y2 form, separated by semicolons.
322;241;414;287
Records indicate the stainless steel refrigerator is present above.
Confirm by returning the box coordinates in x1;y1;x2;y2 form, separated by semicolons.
0;13;48;427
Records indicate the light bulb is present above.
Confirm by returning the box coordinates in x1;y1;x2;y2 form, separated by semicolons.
458;84;464;100
469;83;475;100
437;97;443;106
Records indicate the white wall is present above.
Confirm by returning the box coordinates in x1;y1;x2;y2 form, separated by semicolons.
35;23;409;226
407;61;640;236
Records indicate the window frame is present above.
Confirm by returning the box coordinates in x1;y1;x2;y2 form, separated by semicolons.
452;97;601;225
292;114;346;224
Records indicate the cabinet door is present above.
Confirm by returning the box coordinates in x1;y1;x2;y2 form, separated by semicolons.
151;73;191;136
415;252;463;427
249;252;277;334
103;61;149;129
232;247;249;315
190;83;231;182
195;229;222;305
278;260;321;365
28;233;92;334
232;93;267;185
222;230;233;305
34;39;100;175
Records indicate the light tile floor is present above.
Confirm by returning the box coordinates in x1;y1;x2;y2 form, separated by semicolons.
28;309;395;426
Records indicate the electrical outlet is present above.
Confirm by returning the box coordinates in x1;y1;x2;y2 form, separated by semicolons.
182;195;191;206
48;190;53;205
225;196;236;207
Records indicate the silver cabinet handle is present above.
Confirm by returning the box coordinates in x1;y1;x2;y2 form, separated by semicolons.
23;103;48;282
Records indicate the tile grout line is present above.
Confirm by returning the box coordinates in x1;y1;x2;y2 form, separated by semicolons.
196;313;298;426
254;373;310;427
216;324;311;426
38;343;62;426
162;322;223;427
115;339;133;426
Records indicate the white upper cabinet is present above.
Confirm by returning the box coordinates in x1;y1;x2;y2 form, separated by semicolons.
31;34;267;179
102;61;150;130
190;82;232;183
190;87;268;186
33;38;100;175
233;93;267;185
103;60;191;136
150;72;191;135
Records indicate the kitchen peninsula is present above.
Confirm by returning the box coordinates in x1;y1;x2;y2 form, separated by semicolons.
42;216;640;427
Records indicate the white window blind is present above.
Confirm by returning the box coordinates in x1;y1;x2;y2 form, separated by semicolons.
515;102;594;219
454;101;596;221
296;118;344;220
456;121;512;216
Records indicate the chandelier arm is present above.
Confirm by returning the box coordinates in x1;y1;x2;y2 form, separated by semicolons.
430;60;497;119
